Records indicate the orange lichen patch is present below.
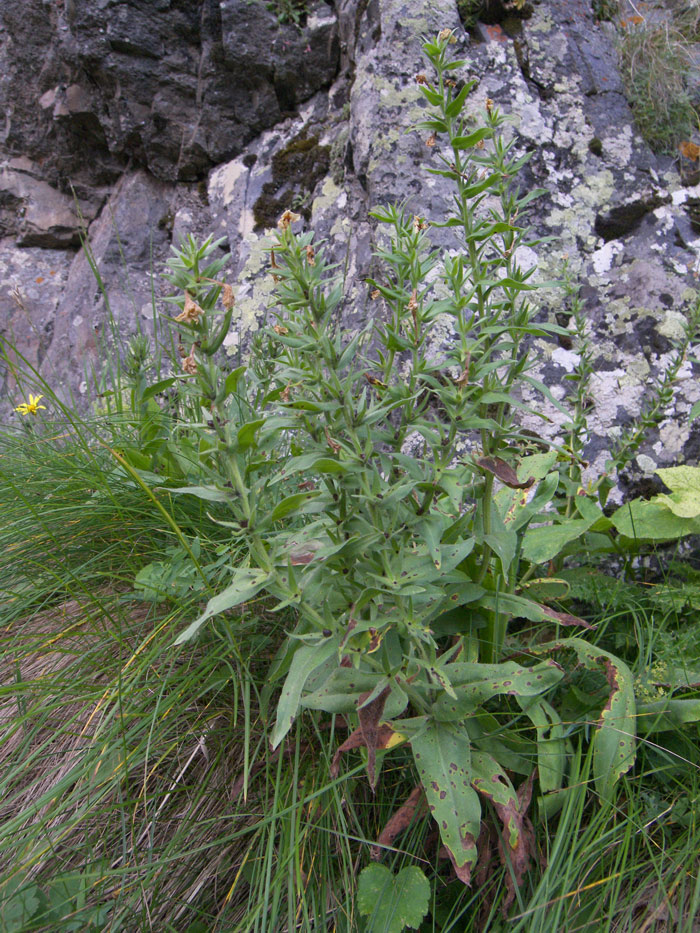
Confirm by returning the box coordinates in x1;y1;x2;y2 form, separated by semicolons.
619;15;645;28
485;24;508;43
35;276;44;283
679;140;700;161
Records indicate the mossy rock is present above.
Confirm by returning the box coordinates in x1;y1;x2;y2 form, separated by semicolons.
253;131;331;230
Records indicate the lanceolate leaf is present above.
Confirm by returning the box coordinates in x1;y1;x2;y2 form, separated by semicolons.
174;568;270;644
411;722;481;884
471;756;537;910
270;641;337;749
517;698;566;797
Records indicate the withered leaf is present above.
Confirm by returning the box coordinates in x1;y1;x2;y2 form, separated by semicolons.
537;604;595;630
477;457;534;489
330;686;394;791
371;786;427;860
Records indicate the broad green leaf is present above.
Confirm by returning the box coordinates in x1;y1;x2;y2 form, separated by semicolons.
301;669;407;716
174;568;270;644
236;419;266;451
166;484;231;502
452;127;494;149
517;451;558;483
221;365;246;400
357;864;430;932
411;722;481;883
636;698;700;733
432;660;563;721
270;641;337;749
653;465;700;517
610;498;700;540
521;518;596;564
517;697;566;796
470;751;520;846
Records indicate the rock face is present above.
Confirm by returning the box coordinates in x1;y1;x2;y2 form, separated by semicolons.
1;0;700;491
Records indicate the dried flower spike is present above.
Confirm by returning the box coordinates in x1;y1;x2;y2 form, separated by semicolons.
182;348;197;375
306;245;316;266
174;291;204;325
426;132;437;148
277;209;301;231
221;283;235;310
438;28;457;44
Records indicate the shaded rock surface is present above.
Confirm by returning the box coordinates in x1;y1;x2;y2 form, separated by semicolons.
2;0;700;493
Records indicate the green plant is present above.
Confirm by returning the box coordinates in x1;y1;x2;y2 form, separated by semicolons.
153;32;656;905
617;17;698;154
592;0;619;23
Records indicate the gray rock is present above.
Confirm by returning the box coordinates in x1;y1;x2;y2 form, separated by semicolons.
1;0;700;496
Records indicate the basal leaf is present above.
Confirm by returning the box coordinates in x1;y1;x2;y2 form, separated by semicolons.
536;638;636;802
521;518;596;564
610;498;700;540
411;722;481;883
357;864;430;932
432;660;563;721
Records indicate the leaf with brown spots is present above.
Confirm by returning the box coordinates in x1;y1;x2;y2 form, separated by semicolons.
371;786;428;860
411;722;481;884
471;753;538;912
477;457;534;489
534;637;636;802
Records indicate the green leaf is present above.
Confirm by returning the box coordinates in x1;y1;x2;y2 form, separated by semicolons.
445;82;474;117
174;568;270;644
301;669;408;716
432;660;564;720
610;498;700;540
221;365;247;400
237;419;266;451
517;698;566;797
167;484;231;502
411;722;481;883
538;638;636;802
521;517;597;564
357;864;430;932
270;641;338;748
654;465;700;517
636;698;700;733
141;377;176;401
452;127;494;149
268;490;322;522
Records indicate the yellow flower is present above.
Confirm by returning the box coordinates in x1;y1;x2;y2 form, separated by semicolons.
15;394;46;416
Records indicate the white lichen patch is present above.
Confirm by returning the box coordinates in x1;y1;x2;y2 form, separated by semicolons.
659;310;688;340
208;158;248;208
591;240;621;277
550;347;581;372
636;453;657;474
655;419;690;460
602;125;633;166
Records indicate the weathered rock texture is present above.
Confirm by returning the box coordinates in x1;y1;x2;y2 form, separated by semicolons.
2;0;700;492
